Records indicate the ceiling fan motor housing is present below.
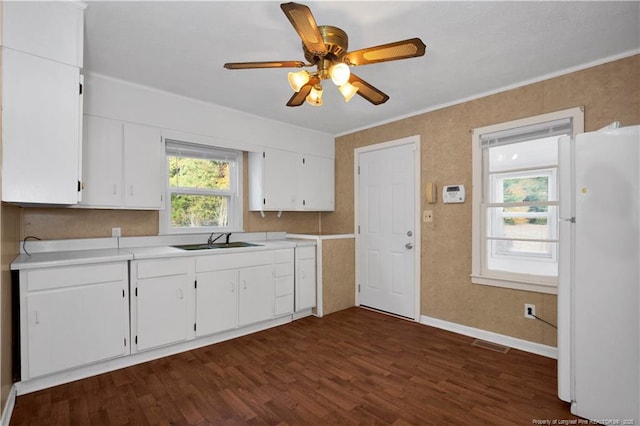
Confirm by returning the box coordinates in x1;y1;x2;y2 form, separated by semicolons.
304;25;348;64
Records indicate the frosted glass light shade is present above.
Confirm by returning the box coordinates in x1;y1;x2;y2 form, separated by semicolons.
330;63;350;86
338;82;359;102
306;86;323;106
288;70;310;92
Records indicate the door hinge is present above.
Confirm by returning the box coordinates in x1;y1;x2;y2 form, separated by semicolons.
262;151;265;158
302;157;306;164
358;284;361;293
303;200;306;206
135;336;138;345
194;323;197;332
124;338;127;347
135;287;138;297
358;165;360;175
77;180;82;192
79;83;83;95
194;280;197;289
122;289;125;298
358;225;360;234
263;198;266;205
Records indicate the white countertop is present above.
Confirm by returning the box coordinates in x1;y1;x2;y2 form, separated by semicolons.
11;235;312;270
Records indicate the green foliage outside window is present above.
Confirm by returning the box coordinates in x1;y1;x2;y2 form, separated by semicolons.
502;176;548;225
169;156;230;228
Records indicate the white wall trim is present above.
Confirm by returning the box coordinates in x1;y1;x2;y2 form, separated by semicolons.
420;315;558;359
1;385;16;426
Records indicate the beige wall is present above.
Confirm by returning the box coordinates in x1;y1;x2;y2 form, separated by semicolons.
322;55;640;346
322;238;356;315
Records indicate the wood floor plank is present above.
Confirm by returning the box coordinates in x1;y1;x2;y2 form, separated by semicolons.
11;308;580;425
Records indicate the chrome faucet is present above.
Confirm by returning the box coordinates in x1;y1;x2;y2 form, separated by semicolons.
225;232;232;244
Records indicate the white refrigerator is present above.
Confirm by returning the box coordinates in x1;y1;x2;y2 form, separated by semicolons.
557;124;639;421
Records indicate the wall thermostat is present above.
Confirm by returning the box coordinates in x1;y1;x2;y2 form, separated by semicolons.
442;185;466;203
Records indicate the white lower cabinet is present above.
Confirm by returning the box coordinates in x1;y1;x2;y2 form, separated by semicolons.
131;258;191;352
295;246;317;311
20;262;129;380
238;265;275;327
195;269;238;336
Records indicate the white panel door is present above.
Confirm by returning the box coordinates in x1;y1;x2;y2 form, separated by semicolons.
196;270;238;336
357;142;416;318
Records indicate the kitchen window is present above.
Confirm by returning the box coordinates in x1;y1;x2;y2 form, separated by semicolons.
471;107;583;294
160;140;242;234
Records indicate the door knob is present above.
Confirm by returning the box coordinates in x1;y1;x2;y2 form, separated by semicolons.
405;243;413;249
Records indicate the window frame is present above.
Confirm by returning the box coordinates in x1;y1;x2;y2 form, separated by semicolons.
471;107;584;294
159;140;243;235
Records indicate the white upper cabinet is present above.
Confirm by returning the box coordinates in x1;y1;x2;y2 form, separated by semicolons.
1;49;82;205
1;0;85;67
249;148;334;211
1;1;85;205
81;115;164;210
302;154;334;211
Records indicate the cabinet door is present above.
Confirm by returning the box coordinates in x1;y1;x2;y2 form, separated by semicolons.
263;148;301;210
123;123;164;209
2;1;84;67
81;115;123;207
26;281;127;378
238;265;274;327
296;257;317;311
196;270;238;336
135;275;189;351
2;49;81;205
302;154;335;210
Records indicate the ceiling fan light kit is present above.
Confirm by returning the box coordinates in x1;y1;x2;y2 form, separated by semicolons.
223;2;426;107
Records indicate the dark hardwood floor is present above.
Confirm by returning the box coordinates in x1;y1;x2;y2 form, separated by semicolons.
11;307;579;425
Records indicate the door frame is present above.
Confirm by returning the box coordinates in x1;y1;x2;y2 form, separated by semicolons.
354;135;421;321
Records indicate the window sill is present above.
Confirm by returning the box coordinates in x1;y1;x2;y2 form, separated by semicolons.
471;274;557;295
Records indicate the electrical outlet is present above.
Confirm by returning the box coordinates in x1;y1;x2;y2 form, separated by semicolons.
524;303;536;319
423;210;434;223
112;227;121;238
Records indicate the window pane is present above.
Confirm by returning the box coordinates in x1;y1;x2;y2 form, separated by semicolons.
169;156;230;190
503;176;549;203
487;241;558;277
487;206;558;241
171;194;229;228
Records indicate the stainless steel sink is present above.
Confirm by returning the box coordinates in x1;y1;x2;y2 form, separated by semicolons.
173;242;262;250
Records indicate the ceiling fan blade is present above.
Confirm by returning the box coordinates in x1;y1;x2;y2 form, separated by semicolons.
349;73;389;105
286;76;320;107
343;38;426;66
224;61;306;70
280;2;327;57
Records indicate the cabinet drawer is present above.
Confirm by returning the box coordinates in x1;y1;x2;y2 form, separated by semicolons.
274;262;293;278
196;251;273;273
26;262;126;291
275;276;293;297
296;246;315;260
136;258;188;279
274;249;294;264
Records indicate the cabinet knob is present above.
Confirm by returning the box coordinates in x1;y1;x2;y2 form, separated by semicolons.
230;282;235;293
177;289;184;299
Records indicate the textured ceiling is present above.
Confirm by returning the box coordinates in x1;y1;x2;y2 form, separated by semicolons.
83;1;640;136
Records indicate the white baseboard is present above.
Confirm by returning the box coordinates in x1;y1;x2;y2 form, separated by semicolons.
1;385;16;426
420;315;558;359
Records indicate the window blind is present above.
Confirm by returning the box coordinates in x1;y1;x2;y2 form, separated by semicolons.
480;118;572;148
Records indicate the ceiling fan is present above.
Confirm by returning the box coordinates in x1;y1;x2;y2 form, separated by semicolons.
223;2;426;107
